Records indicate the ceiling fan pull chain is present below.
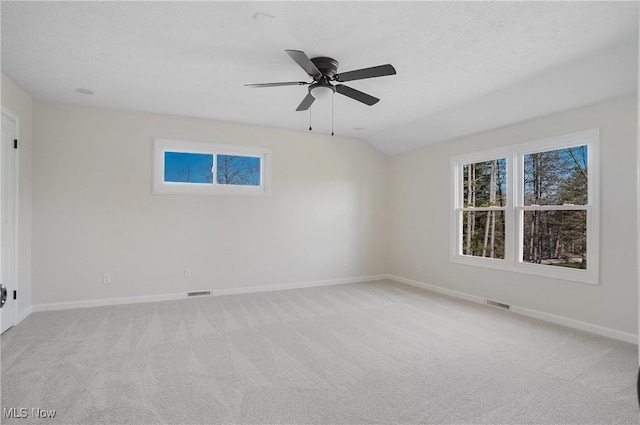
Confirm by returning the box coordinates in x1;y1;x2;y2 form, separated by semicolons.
331;93;334;136
309;108;312;131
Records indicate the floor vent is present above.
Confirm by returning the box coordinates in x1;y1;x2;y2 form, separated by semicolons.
187;291;212;297
486;299;510;310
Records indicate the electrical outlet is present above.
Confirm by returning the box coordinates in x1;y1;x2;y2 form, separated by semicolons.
103;273;112;284
184;268;191;278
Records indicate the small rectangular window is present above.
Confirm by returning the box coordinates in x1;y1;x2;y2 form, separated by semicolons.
153;138;270;196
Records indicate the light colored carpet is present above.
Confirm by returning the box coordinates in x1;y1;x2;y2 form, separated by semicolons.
1;279;637;424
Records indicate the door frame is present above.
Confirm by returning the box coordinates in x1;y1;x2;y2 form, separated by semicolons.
1;106;20;331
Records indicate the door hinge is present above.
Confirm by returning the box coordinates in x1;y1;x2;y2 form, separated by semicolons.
14;139;18;149
13;290;17;300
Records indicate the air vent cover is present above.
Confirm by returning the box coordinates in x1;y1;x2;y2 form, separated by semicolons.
187;291;212;297
486;300;510;310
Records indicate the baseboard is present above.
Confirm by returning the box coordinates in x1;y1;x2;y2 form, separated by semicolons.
31;275;388;313
510;305;638;345
15;306;33;325
211;274;387;297
384;274;638;345
386;274;487;304
32;292;188;312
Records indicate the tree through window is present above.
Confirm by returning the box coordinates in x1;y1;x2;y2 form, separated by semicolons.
522;146;588;269
216;155;261;186
461;158;507;259
451;129;599;284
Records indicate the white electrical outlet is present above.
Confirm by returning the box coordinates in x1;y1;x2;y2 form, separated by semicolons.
103;273;112;284
184;268;191;278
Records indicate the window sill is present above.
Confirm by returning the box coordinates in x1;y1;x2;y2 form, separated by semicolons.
153;183;271;197
450;254;598;285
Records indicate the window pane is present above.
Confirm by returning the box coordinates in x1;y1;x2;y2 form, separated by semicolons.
462;211;505;259
524;145;588;206
164;152;213;183
463;159;507;207
522;210;587;269
216;155;261;186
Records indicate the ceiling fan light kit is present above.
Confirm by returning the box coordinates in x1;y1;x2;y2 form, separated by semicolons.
246;49;396;134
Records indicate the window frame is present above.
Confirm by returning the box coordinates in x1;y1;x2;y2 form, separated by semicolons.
152;138;271;196
450;129;599;284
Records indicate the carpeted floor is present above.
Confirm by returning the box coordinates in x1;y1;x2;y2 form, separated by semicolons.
1;279;637;424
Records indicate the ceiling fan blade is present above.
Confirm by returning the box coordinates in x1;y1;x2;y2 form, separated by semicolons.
296;92;316;111
335;84;379;106
245;81;309;88
335;64;396;82
285;50;322;77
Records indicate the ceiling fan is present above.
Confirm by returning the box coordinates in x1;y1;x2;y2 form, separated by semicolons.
245;49;396;111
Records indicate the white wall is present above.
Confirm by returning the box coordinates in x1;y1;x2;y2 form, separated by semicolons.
17;89;640;339
1;73;33;322
31;101;388;304
389;95;638;335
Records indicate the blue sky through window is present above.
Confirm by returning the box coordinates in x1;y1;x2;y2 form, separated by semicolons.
164;152;213;183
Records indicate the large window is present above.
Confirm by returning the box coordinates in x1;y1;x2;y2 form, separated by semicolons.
153;138;271;196
451;129;599;284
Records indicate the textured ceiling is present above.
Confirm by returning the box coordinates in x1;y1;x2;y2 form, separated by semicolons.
1;1;638;154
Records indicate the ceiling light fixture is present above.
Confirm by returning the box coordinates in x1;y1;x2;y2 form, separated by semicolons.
310;84;335;99
307;85;336;136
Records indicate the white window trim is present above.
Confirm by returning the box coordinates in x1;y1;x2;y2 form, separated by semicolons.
450;128;599;285
152;138;271;196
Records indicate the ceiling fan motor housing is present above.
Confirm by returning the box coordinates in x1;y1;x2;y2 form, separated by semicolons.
310;57;339;78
